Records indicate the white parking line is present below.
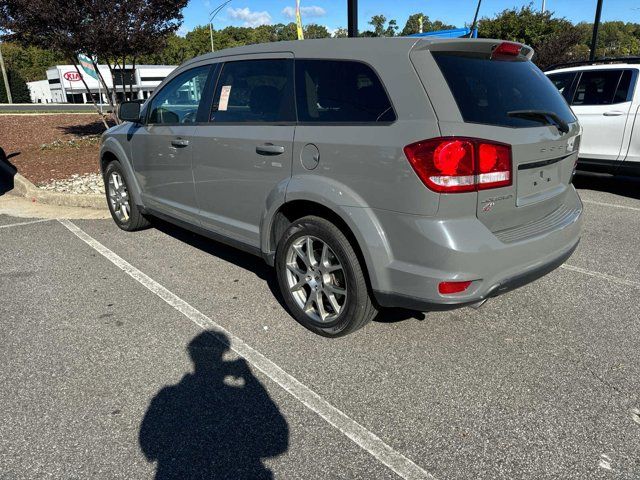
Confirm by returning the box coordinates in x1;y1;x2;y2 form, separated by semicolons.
582;199;640;212
0;218;51;229
561;264;640;289
58;219;435;480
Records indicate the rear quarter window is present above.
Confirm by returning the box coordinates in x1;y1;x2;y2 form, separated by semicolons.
433;52;576;128
295;60;396;123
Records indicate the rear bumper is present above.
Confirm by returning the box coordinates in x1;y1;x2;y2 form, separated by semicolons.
363;187;583;311
373;239;578;311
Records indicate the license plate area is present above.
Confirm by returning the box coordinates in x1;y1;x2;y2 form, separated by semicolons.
517;156;567;207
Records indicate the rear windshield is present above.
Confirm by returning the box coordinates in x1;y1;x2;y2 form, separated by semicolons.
433;52;576;128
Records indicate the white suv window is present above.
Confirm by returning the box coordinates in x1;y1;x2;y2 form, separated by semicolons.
572;70;633;106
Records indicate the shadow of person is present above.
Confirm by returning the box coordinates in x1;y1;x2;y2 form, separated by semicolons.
139;331;289;479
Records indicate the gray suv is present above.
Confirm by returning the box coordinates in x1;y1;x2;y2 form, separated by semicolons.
101;38;582;337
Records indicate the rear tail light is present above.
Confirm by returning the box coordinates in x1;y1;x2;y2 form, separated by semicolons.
438;281;473;295
404;137;512;193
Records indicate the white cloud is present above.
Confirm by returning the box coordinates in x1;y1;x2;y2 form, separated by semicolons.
227;7;272;27
282;5;326;19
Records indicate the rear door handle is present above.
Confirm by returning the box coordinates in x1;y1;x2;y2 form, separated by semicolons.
171;138;190;147
603;111;624;116
256;144;285;155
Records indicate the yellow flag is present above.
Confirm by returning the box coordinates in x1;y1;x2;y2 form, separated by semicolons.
296;0;304;40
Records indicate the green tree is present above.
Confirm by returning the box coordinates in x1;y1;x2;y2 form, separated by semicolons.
304;24;330;39
139;33;190;65
401;13;456;36
0;42;64;81
275;23;298;42
0;68;30;102
575;21;640;58
478;5;583;68
363;15;398;37
333;28;348;38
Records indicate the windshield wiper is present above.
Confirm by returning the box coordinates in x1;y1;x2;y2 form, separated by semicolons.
507;110;570;134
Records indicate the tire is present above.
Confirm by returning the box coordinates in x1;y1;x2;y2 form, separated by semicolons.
275;215;378;337
103;160;150;231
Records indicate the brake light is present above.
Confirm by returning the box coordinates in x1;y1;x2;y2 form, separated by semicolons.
492;42;522;58
438;281;472;295
404;137;512;193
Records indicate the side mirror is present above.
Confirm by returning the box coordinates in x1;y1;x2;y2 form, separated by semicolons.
118;101;141;123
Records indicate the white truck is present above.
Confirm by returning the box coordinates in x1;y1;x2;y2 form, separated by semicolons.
546;61;640;176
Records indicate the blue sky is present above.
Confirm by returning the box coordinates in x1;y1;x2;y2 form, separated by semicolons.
181;0;640;34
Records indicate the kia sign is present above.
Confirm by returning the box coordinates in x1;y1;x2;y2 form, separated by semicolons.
63;71;82;82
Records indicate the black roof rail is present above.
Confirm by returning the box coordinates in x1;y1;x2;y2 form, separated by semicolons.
545;57;640;72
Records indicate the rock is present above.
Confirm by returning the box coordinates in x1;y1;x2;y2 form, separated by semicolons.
37;173;106;195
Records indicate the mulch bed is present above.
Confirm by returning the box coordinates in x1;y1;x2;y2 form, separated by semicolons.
0;114;112;185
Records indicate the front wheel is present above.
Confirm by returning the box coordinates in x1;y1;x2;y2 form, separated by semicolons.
275;216;378;337
104;160;150;231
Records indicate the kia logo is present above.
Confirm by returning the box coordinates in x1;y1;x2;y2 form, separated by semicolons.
63;72;82;82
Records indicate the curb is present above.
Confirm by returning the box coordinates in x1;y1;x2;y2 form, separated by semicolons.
0;161;106;210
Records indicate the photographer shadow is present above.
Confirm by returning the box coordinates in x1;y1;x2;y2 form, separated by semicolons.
139;330;289;479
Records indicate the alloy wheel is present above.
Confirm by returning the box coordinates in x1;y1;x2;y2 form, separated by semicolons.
107;171;130;223
285;235;347;323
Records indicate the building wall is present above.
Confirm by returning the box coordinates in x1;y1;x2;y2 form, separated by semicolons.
26;79;52;103
43;64;176;104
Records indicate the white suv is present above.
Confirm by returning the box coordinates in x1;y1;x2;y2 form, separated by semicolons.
546;62;639;176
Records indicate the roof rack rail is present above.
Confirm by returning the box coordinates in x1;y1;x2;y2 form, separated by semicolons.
545;56;640;71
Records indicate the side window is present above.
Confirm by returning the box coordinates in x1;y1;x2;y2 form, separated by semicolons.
148;66;210;124
547;72;576;102
210;59;295;123
572;70;623;106
295;60;396;123
613;70;633;103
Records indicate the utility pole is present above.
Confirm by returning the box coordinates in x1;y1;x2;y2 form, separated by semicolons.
0;41;12;104
347;0;358;38
589;0;604;61
542;0;546;13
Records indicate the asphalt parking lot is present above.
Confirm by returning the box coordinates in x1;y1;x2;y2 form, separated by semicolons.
1;173;639;480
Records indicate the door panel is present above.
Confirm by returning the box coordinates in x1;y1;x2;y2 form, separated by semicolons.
192;126;294;246
572;102;631;161
571;69;633;163
131;125;198;221
131;65;210;222
192;57;295;247
620;104;640;165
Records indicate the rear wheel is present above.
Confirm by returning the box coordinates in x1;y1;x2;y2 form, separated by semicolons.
275;216;377;337
104;160;149;231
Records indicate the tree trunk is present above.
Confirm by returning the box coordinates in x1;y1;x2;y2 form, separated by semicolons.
120;55;127;101
92;58;119;125
106;62;121;124
130;57;136;99
72;60;109;129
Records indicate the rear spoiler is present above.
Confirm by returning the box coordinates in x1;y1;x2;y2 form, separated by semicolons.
411;38;534;61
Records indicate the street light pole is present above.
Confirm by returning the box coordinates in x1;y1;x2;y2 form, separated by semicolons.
0;41;13;104
209;0;233;53
347;0;358;38
589;0;604;61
